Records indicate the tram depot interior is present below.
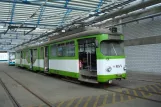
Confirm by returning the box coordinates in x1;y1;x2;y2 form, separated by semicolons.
0;0;161;107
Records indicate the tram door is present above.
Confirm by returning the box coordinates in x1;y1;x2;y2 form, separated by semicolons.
78;38;97;74
44;46;49;72
30;49;33;70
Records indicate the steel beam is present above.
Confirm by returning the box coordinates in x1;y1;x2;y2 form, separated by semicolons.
37;4;46;26
10;0;16;24
95;0;103;13
4;28;9;35
60;9;72;26
8;25;36;29
0;20;58;26
0;38;30;40
0;0;90;12
59;0;72;26
24;28;36;35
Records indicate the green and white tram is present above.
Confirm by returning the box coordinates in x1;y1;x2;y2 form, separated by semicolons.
15;27;126;83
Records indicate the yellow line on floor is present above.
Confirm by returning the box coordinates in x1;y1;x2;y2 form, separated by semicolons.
126;90;132;100
143;86;149;91
149;85;157;92
74;97;83;107
112;93;116;103
83;96;92;107
138;87;147;97
133;90;138;96
57;101;65;107
66;98;75;107
103;95;108;105
93;95;100;107
120;94;124;102
153;84;161;91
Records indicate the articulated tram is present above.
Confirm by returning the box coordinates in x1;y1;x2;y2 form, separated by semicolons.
15;27;126;83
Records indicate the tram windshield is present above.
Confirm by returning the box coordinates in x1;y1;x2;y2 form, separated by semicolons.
100;40;124;56
9;52;15;60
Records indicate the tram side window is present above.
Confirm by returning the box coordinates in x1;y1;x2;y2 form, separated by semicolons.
16;52;20;59
27;50;30;62
40;47;44;58
57;44;64;57
56;41;75;57
66;42;75;57
51;45;57;57
33;49;37;62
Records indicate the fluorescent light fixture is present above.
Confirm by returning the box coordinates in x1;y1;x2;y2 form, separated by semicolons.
36;28;40;30
62;30;65;32
0;26;4;28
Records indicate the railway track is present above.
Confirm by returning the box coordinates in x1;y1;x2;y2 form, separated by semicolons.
2;71;55;107
4;68;161;106
32;70;161;104
0;78;21;107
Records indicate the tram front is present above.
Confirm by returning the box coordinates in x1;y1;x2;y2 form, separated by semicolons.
97;34;126;83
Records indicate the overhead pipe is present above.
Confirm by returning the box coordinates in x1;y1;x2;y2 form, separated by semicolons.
105;12;161;28
87;0;161;25
73;0;136;24
93;3;161;26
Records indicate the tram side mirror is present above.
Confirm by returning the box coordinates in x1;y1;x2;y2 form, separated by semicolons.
95;40;99;48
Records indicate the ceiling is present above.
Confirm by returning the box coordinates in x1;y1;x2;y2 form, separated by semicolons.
0;0;137;50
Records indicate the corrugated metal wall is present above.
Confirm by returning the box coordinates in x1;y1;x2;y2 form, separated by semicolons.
125;44;161;73
123;16;161;73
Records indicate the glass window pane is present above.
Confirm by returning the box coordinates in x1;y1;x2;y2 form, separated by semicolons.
56;41;75;57
33;49;37;62
40;47;44;58
51;45;57;57
100;41;124;56
68;42;75;56
57;44;63;57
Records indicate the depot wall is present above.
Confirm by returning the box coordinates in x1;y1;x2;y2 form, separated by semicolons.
122;14;161;73
98;7;161;73
0;51;8;62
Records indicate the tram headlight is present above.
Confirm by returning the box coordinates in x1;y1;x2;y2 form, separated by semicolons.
123;66;127;71
106;67;112;72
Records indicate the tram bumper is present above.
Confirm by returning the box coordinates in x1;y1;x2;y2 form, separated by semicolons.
97;73;127;83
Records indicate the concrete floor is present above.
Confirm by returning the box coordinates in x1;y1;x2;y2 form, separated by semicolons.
0;63;161;107
0;82;14;107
